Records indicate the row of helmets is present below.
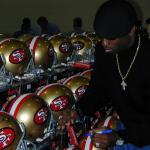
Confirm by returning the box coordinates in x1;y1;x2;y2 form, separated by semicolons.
0;85;74;149
1;64;122;149
0;32;98;77
0;69;92;150
0;93;52;150
0;108;121;150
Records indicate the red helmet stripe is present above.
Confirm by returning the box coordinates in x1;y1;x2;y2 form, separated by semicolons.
81;69;93;76
103;116;113;127
6;98;18;113
37;83;58;96
0;38;17;46
63;75;79;85
9;93;33;118
107;117;114;128
85;136;93;150
29;36;39;64
81;136;87;150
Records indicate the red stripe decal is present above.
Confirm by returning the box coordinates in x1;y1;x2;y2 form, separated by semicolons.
32;37;39;64
81;136;87;150
37;85;51;96
13;94;32;118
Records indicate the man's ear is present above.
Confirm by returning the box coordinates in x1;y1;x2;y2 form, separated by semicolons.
129;26;137;36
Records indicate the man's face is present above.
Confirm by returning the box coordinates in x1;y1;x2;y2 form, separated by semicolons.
101;30;135;54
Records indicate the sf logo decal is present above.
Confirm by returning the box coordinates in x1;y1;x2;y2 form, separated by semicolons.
0;128;15;149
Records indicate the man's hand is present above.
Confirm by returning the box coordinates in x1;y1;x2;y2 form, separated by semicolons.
57;110;80;130
91;127;119;149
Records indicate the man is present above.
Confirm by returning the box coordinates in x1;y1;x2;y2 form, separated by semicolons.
37;16;60;36
76;0;150;149
14;17;38;37
72;17;84;34
66;17;84;36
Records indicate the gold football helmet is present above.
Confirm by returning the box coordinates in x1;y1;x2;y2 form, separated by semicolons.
36;83;76;126
0;111;26;150
70;34;93;61
0;38;31;75
17;34;33;43
0;34;11;42
85;32;101;46
63;75;90;101
28;36;54;70
3;93;52;143
97;116;123;131
48;34;72;65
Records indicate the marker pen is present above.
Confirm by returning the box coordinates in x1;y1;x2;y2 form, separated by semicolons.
85;129;113;136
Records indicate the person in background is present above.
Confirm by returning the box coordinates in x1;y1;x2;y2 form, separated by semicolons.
13;17;38;37
37;16;60;36
75;0;150;149
65;17;85;36
145;18;150;39
72;17;84;34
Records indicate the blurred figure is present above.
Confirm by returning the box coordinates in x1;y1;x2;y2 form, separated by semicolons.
145;18;150;39
135;19;146;37
65;17;85;36
73;17;84;34
67;17;84;36
37;16;60;36
13;17;38;37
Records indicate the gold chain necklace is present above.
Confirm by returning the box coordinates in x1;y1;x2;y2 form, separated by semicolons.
116;35;140;91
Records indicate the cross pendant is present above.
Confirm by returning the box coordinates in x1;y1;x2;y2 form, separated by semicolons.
121;80;127;91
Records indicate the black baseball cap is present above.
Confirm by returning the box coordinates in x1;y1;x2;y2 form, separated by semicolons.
93;0;138;39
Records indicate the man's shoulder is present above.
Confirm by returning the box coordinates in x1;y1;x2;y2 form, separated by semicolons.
48;22;59;29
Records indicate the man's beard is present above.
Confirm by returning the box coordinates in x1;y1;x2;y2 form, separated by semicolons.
111;35;135;54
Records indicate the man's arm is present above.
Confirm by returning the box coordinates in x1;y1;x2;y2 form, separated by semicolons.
75;44;110;116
